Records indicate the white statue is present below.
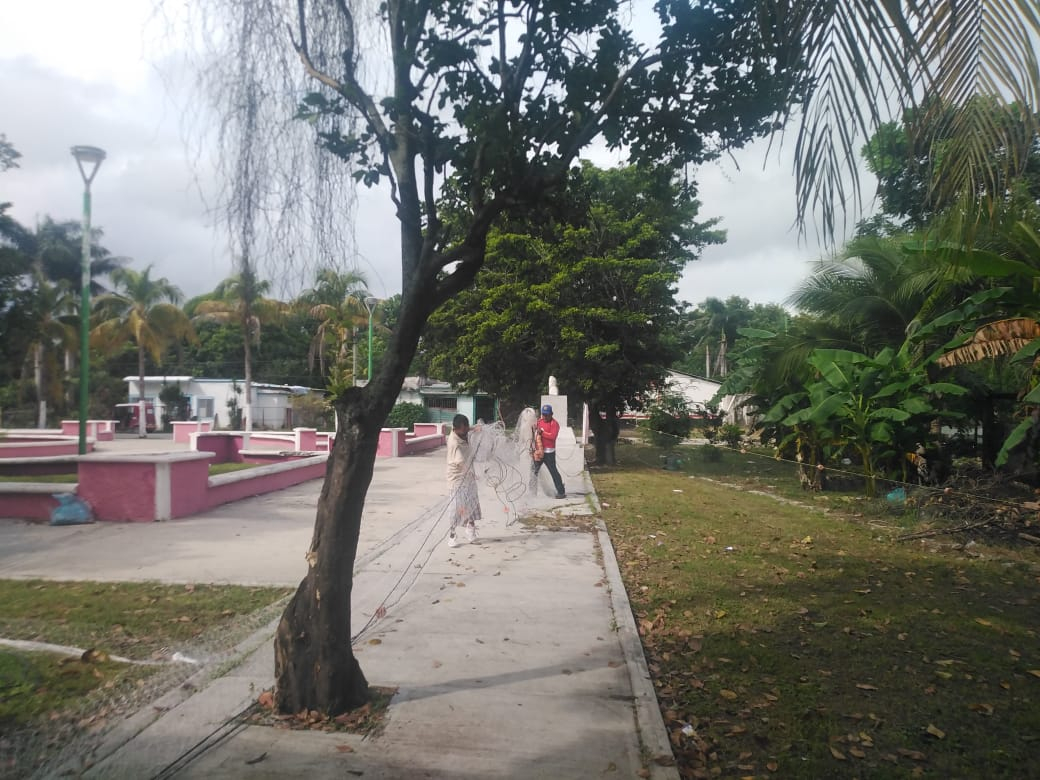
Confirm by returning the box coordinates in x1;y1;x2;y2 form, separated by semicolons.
548;375;558;395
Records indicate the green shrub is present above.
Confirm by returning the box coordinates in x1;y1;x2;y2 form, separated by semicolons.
719;423;743;448
645;392;693;449
385;402;426;430
290;394;335;429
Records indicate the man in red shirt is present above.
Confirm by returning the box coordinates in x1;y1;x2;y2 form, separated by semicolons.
532;404;566;498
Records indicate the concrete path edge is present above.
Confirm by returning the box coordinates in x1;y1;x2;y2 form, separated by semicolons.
584;470;679;780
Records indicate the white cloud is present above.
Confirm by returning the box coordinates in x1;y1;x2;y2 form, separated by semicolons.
1;3;871;310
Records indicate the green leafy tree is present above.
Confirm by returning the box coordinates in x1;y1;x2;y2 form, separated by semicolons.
0;134;20;172
863;96;1040;231
93;266;196;437
0;208;36;397
423;162;719;465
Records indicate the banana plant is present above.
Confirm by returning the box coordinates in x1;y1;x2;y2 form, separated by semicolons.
785;347;966;496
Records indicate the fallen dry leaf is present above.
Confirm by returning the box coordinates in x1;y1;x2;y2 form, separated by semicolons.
897;748;927;761
925;724;946;739
719;689;739;700
830;746;847;760
969;703;994;716
336;744;354;753
856;683;878;691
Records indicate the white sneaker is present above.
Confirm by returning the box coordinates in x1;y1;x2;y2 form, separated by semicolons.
464;526;478;544
447;533;460;548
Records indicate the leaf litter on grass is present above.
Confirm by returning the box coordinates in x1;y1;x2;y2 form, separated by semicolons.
594;454;1040;779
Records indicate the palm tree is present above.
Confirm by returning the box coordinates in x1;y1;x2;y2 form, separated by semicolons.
684;298;751;378
765;3;1040;240
93;266;195;437
29;217;124;295
192;266;286;431
24;272;77;428
295;269;371;381
788;235;975;354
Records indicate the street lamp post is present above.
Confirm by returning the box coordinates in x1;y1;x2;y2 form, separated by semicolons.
364;296;378;381
71;145;106;455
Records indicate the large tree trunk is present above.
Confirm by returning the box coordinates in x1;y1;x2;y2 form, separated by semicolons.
273;388;379;713
273;249;436;716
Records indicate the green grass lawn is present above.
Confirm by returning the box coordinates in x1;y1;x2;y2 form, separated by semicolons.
594;442;1040;779
208;462;261;476
0;580;291;734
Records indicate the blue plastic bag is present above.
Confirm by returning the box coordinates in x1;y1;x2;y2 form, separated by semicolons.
50;494;94;526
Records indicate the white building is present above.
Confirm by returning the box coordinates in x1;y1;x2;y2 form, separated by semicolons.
123;376;325;430
663;370;754;427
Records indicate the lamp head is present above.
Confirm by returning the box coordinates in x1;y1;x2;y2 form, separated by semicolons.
71;145;106;185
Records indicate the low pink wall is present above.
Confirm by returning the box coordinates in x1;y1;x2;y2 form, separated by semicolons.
0;490;63;521
295;428;317;450
377;429;407;457
375;426;445;457
0;440;81;458
77;459;159;522
60;420;115;441
413;422;448;437
403;433;445;455
0;443;327;523
172;420;213;443
169;456;218;518
77;451;324;521
195;433;243;464
205;459;328;507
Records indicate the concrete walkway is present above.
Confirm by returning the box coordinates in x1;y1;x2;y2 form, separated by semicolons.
0;432;676;779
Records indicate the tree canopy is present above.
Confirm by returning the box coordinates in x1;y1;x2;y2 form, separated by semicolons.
422;162;720;438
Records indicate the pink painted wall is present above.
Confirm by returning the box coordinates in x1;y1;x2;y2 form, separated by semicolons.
60;421;115;441
77;461;157;522
194;434;243;464
295;428;317;450
377;429;407;457
402;434;445;455
413;422;448;437
169;457;216;518
172;420;213;443
0;491;61;521
0;441;82;458
0;448;327;522
205;461;328;507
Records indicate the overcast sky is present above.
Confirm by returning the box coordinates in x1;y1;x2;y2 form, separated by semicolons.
1;1;868;310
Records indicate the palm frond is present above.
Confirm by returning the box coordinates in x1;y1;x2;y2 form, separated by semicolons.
772;0;1040;237
936;317;1040;367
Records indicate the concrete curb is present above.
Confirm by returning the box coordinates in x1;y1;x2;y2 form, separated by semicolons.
585;472;679;780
